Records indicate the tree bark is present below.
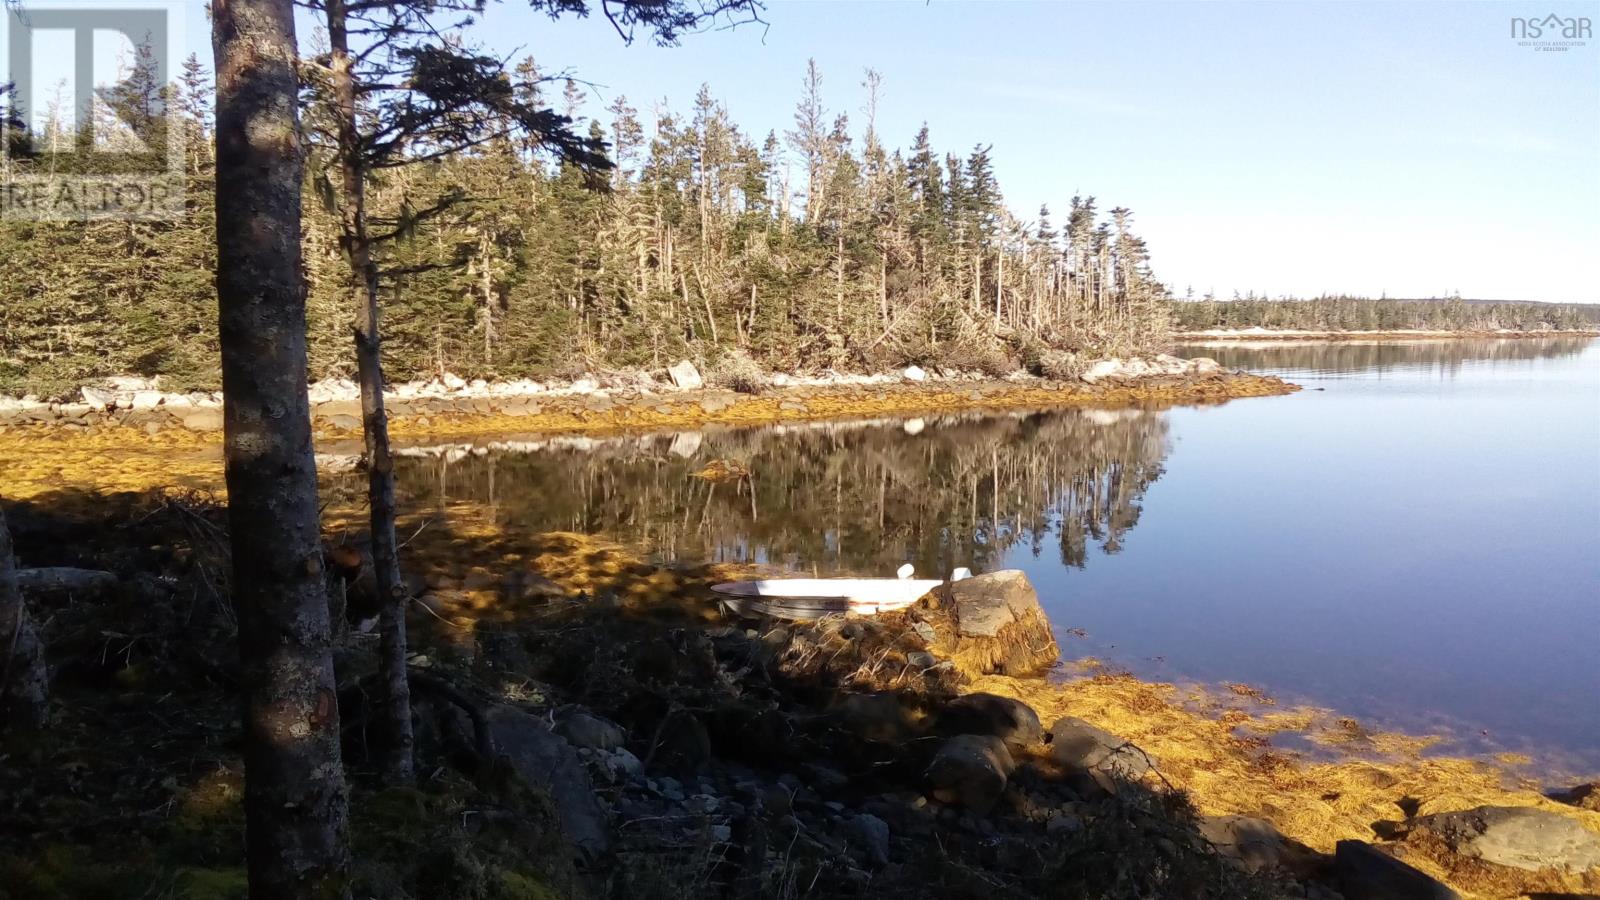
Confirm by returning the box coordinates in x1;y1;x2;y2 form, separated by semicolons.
0;506;48;730
326;0;414;786
211;0;351;895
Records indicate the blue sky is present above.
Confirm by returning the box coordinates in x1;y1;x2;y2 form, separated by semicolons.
11;0;1598;301
474;0;1600;303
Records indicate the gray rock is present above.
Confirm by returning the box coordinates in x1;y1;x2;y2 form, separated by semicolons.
498;397;542;417
130;390;163;411
802;762;849;792
1334;840;1459;900
1079;358;1122;384
926;569;1060;678
176;407;224;432
554;708;626;752
699;395;734;414
1198;815;1288;874
80;385;116;410
940;693;1043;752
55;402;92;420
942;570;1040;638
313;399;363;421
609;747;643;778
485;706;610;859
1046;813;1083;834
832;691;919;743
1551;781;1600;812
1408;805;1600;872
844;813;891;867
324;414;361;431
1048;717;1153;780
668;360;704;390
925;734;1015;815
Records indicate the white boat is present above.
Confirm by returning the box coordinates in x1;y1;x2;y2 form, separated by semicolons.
712;566;969;620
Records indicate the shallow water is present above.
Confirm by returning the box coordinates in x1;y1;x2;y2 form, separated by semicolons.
371;336;1600;774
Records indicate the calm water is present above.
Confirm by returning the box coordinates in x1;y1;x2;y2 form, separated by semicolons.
370;337;1600;773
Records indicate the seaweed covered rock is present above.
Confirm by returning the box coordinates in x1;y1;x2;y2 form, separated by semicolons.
917;570;1059;678
1551;781;1600;812
1407;805;1600;873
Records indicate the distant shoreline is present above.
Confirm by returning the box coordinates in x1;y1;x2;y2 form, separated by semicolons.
1173;327;1600;342
0;361;1296;442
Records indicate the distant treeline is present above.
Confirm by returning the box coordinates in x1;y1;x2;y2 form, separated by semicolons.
1169;296;1600;333
2;57;1171;397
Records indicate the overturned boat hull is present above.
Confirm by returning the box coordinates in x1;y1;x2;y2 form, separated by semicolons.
712;577;944;620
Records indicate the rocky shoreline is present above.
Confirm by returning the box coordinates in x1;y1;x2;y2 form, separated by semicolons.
3;488;1599;898
1174;328;1600;342
0;355;1292;436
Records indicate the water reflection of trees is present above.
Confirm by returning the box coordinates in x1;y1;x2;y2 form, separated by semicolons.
1176;336;1594;378
332;410;1172;576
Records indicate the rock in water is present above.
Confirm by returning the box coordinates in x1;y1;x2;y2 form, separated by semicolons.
902;365;927;382
1550;781;1600;812
485;706;610;860
1407;805;1600;872
925;734;1015;814
921;570;1059;677
938;693;1043;753
1334;840;1460;900
668;360;704;390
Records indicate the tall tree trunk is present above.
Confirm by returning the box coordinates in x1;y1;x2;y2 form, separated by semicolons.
327;0;413;786
0;506;48;729
995;247;1004;324
211;0;351;895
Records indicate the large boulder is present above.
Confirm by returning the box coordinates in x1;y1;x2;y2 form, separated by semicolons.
830;691;921;744
553;708;627;752
1407;805;1600;873
937;693;1042;753
667;360;704;390
80;385;116;411
1048;717;1153;781
1079;358;1122;384
919;570;1059;678
485;706;610;860
925;734;1014;814
1334;840;1460;899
